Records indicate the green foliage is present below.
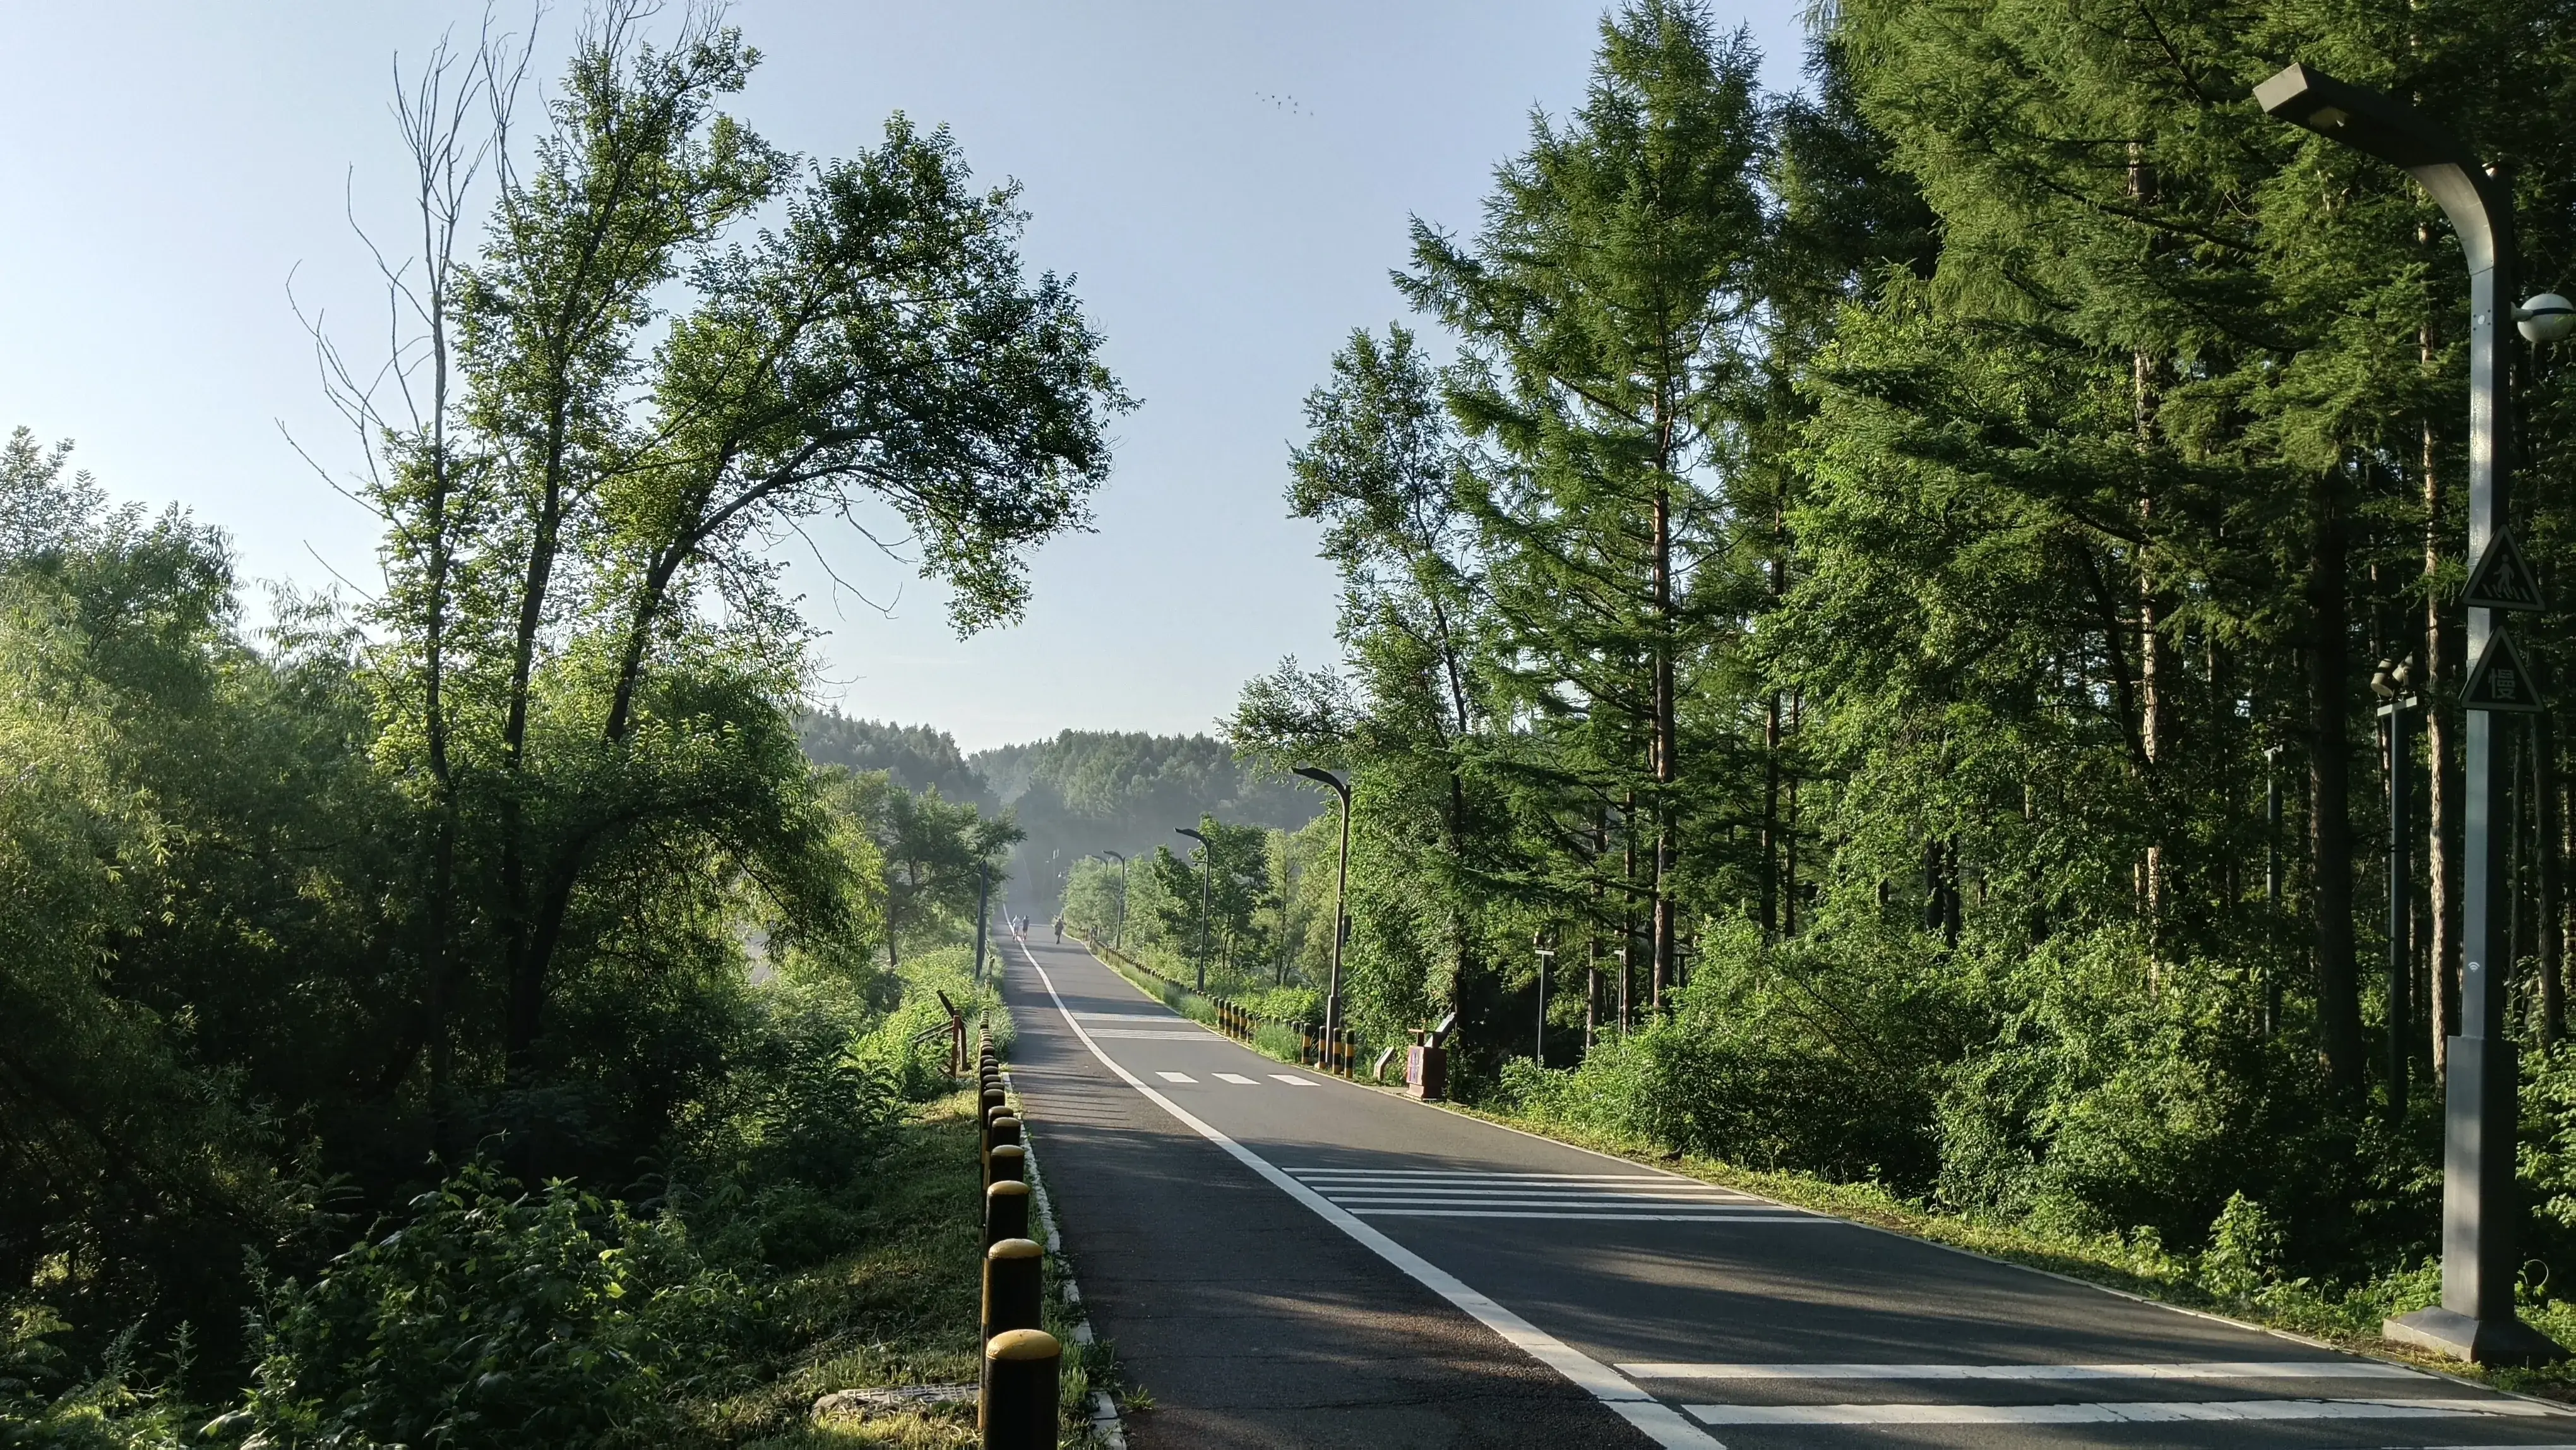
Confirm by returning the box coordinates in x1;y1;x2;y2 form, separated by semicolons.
797;714;995;809
1235;0;2576;1336
230;1165;693;1449
821;771;1017;968
0;4;1110;1437
973;729;1322;921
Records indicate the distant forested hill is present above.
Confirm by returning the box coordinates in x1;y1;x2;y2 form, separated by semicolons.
796;719;1321;916
972;730;1324;916
797;710;996;809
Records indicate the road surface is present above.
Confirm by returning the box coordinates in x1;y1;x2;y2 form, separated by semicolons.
996;931;2573;1449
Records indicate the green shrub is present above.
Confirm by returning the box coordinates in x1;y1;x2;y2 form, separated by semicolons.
0;1305;194;1449
227;1163;703;1449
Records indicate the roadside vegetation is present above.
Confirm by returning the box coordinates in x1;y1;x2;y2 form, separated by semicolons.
0;4;1119;1442
1068;0;2576;1377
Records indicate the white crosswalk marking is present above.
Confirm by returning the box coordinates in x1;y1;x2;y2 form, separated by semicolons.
1623;1361;2426;1382
1155;1071;1195;1084
1626;1359;2544;1432
1684;1397;2555;1426
1284;1167;1810;1223
1213;1072;1259;1085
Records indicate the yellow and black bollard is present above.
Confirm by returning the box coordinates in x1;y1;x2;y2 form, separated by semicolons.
988;1142;1025;1185
985;1114;1020;1178
985;1178;1032;1247
982;1236;1044;1343
980;1327;1061;1449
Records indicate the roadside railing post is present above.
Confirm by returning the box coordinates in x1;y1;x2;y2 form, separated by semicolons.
989;1143;1025;1185
981;1327;1061;1449
985;1179;1032;1247
985;1113;1019;1180
982;1237;1044;1343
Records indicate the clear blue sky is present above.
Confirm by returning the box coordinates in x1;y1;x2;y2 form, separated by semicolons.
0;1;1808;750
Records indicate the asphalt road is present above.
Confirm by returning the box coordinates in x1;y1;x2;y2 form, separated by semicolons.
996;930;2576;1449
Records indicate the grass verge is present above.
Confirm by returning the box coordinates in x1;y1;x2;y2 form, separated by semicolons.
688;1087;987;1447
690;1074;1119;1448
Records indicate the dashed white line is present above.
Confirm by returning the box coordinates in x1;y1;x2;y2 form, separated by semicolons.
1269;1073;1318;1086
1155;1070;1196;1084
1214;1072;1260;1085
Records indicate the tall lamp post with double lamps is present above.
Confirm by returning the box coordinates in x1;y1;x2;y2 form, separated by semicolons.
1176;827;1213;991
2259;62;2573;1363
1292;767;1354;1058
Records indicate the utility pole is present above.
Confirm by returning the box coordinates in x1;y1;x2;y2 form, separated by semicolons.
2262;63;2567;1363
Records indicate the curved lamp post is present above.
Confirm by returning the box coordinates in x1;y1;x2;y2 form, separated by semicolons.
1292;767;1354;1052
2259;63;2569;1364
1176;827;1213;991
1098;850;1128;950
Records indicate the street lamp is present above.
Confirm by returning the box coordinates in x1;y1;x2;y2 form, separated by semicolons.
1176;827;1213;992
2260;63;2561;1363
1292;766;1354;1054
1532;928;1557;1064
1099;850;1128;950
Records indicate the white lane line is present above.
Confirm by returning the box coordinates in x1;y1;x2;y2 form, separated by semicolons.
1077;1012;1188;1022
1331;1199;1791;1212
1270;1074;1318;1086
1684;1397;2555;1426
1354;1209;1834;1223
1013;941;1727;1450
1214;1072;1260;1085
1293;1170;1698;1182
1316;1188;1756;1200
1623;1361;2428;1382
1089;1029;1217;1040
1155;1071;1196;1084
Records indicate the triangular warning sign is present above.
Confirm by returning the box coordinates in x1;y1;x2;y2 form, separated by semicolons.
2464;529;2544;612
2464;626;2547;712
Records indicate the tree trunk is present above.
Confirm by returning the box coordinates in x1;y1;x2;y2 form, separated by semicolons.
1784;697;1802;937
1650;480;1676;1012
1762;495;1785;940
1622;791;1638;1030
2310;472;2363;1101
2551;719;2570;1045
